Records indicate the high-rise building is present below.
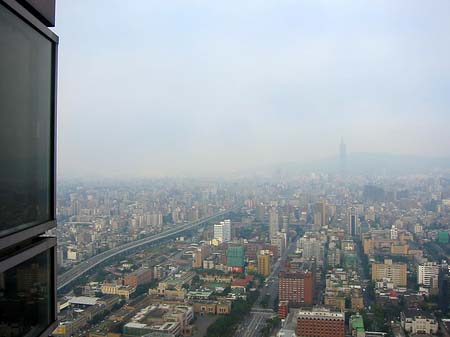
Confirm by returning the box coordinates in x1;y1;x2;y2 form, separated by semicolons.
271;231;286;256
313;202;327;227
269;208;279;241
279;271;314;305
282;215;289;233
227;245;245;272
372;259;407;287
438;263;450;312
213;219;231;243
223;219;231;242
298;235;324;263
0;1;58;336
418;262;440;287
257;254;271;277
348;206;360;236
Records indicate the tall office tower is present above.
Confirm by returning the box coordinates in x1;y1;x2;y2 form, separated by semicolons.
257;254;271;277
282;215;289;233
313;202;327;227
339;137;347;175
296;307;345;337
371;259;407;287
222;219;231;242
213;219;231;243
348;206;360;236
269;208;279;241
279;271;314;305
418;262;440;287
213;223;224;242
271;231;286;256
0;1;58;336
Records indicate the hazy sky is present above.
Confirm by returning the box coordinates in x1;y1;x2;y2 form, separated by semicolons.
55;0;450;178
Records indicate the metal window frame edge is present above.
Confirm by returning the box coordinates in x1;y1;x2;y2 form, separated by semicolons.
0;236;56;271
0;0;59;252
0;0;58;42
0;236;58;337
0;220;57;251
0;2;59;335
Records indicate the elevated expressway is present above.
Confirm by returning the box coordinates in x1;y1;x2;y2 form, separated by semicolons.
57;208;236;291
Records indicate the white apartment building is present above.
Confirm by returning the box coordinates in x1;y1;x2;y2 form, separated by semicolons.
418;262;440;287
213;219;231;243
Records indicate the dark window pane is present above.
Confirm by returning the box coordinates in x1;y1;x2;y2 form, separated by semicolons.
0;3;53;237
0;249;53;337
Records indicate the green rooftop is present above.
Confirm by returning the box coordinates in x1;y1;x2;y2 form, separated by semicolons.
351;315;365;330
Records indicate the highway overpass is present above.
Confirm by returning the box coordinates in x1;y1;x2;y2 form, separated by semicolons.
57;208;236;291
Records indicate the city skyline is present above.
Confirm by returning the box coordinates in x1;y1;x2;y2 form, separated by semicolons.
55;0;450;178
4;1;450;337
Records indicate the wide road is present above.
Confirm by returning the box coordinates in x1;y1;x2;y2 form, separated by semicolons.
57;208;236;291
234;239;297;337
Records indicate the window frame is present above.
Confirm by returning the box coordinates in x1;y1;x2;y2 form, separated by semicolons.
0;0;58;251
0;236;58;337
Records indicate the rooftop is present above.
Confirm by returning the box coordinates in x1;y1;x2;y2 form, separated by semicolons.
68;296;99;306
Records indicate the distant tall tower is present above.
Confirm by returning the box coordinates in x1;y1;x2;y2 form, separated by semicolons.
339;137;347;175
313;201;327;227
348;207;360;236
269;208;279;241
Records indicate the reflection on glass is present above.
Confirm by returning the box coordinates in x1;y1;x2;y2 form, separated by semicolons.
0;3;53;237
0;250;53;337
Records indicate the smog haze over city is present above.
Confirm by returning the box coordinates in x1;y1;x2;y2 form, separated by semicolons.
56;0;450;178
5;1;450;337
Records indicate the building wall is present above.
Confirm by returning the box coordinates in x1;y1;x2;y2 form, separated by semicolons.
324;295;345;311
257;255;270;277
192;302;231;315
227;246;245;268
371;260;407;287
124;269;152;287
296;312;345;337
418;262;439;286
279;271;314;305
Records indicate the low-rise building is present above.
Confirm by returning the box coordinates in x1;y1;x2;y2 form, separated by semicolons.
192;301;231;315
400;308;438;335
350;315;365;337
101;283;135;299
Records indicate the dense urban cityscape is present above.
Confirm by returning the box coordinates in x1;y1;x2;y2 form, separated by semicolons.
47;145;450;337
3;2;450;337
